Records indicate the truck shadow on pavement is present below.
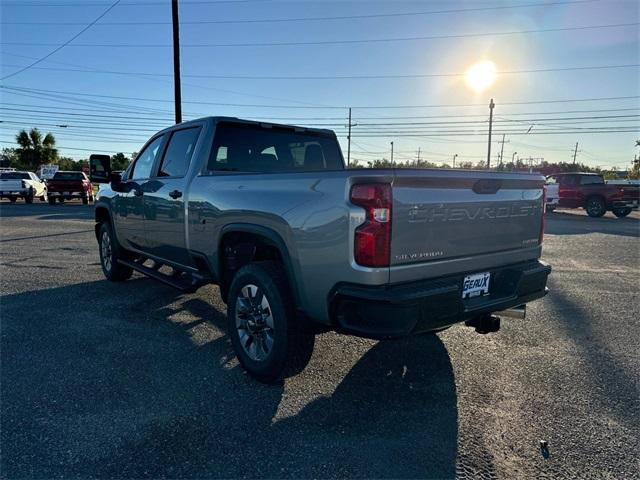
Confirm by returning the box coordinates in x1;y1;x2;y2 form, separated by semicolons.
544;211;640;238
0;202;94;221
1;278;458;479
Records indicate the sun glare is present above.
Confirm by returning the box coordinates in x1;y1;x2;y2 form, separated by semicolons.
465;60;497;93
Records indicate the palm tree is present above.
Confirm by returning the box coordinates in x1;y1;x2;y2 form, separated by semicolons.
15;128;57;170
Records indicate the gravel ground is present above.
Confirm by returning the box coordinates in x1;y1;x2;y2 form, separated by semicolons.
1;201;638;479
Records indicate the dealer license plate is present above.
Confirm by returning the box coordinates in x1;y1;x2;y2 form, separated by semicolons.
462;272;491;299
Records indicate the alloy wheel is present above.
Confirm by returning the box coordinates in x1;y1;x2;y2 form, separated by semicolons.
235;284;275;362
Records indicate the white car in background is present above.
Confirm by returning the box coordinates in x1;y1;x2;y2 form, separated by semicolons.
0;171;47;203
545;176;559;212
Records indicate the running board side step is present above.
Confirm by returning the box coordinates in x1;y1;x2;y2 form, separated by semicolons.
117;259;208;293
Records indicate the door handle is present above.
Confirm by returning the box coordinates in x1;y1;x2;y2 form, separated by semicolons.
169;190;183;199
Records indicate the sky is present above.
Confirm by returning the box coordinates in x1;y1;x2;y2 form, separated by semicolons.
0;0;638;169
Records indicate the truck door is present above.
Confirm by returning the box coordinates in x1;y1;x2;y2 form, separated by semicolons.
558;174;581;208
142;126;203;267
113;134;166;252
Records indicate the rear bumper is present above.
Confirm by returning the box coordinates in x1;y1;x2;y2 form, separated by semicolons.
48;191;86;198
330;260;551;339
0;189;29;196
612;199;639;209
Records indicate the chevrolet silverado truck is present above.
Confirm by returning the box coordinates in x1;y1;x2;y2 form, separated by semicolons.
0;171;47;203
90;117;551;382
545;172;639;217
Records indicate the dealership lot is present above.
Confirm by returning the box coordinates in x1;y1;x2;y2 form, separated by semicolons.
1;202;638;479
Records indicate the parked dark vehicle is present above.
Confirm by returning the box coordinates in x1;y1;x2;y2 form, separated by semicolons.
545;172;639;218
46;171;94;205
90;117;551;382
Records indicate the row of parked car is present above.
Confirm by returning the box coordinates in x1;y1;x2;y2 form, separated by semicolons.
0;170;95;205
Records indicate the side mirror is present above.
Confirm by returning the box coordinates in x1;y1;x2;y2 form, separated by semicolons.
89;154;112;183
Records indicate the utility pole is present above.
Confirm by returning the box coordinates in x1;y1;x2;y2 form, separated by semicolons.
416;147;421;163
171;0;182;124
390;141;394;166
498;134;508;167
512;151;517;163
572;142;579;165
347;107;352;166
486;98;495;169
453;153;458;168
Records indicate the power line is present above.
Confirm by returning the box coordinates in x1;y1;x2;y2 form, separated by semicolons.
3;85;638;109
0;1;596;24
2;62;636;80
2;22;636;48
0;0;121;81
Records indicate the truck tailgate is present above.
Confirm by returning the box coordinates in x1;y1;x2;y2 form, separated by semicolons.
390;170;544;282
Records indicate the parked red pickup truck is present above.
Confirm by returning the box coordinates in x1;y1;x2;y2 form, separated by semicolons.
47;171;94;205
545;172;639;217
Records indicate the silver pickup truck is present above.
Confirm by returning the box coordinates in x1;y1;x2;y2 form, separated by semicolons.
90;117;550;382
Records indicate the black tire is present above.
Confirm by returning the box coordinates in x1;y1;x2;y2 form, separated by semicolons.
48;197;56;205
82;196;89;205
227;261;315;383
98;222;133;281
546;205;556;213
585;196;606;218
58;198;65;203
25;194;34;204
8;196;16;203
612;207;632;218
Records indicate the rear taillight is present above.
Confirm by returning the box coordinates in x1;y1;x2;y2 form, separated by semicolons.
351;183;392;267
540;186;546;244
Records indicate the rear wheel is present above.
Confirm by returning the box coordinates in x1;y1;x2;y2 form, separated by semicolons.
612;207;632;218
25;194;34;204
227;261;315;383
82;196;89;205
48;197;56;205
585;196;606;218
98;222;133;281
58;198;64;203
8;196;16;203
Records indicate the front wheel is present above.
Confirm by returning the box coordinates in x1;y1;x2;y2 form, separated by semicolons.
612;207;632;218
585;197;606;218
227;261;315;383
8;196;16;203
98;222;133;281
25;194;34;204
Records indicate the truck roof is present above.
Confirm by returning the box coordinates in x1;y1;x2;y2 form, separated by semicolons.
553;172;601;176
160;116;336;137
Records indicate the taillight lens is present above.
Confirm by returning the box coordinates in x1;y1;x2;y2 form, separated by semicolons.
351;183;392;267
539;186;546;244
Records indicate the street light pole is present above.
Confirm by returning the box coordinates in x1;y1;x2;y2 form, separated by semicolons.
171;0;182;124
486;98;495;169
512;151;517;163
390;141;394;166
453;153;458;168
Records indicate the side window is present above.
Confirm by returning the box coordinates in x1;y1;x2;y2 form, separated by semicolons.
131;135;164;180
157;127;202;177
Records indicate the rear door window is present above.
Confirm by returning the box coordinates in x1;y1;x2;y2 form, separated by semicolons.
580;175;604;185
208;122;344;173
157;127;202;178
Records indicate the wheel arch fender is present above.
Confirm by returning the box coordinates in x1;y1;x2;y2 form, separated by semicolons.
216;223;303;308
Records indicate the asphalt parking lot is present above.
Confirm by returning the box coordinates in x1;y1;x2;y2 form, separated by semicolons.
1;201;638;479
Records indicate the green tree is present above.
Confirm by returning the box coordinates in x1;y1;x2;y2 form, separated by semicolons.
15;128;57;170
111;152;132;170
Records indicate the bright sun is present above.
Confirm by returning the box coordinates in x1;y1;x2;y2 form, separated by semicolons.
465;60;497;92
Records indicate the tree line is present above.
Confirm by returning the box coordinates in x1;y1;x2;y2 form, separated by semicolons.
0;128;135;173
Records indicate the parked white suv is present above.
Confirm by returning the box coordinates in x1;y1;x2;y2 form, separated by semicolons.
0;171;47;203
